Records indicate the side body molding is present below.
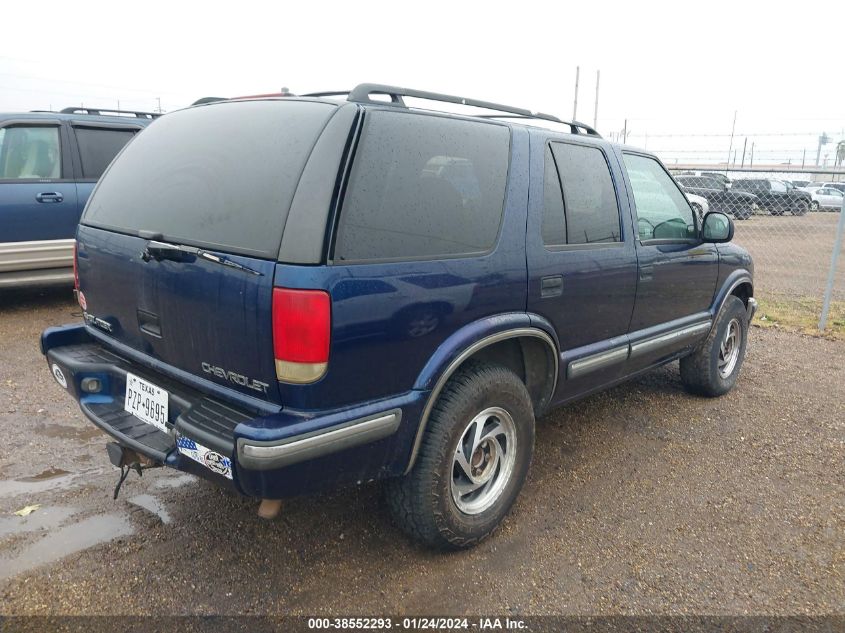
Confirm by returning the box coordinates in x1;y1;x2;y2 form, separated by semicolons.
406;314;559;474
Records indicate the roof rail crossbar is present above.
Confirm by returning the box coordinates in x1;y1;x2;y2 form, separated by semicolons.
339;83;601;137
59;107;161;119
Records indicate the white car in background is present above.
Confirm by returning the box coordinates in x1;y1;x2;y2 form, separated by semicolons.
809;187;844;211
685;192;709;220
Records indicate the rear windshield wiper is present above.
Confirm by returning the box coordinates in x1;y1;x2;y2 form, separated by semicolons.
141;241;263;276
196;249;262;276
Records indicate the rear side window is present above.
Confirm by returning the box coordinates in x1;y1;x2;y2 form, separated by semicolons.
544;142;621;245
542;146;567;245
334;111;510;261
73;127;136;179
0;125;61;179
83;100;337;258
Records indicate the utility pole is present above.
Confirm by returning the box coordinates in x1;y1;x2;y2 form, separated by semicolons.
623;119;628;144
750;142;755;168
572;66;580;121
593;70;600;129
726;110;737;175
816;132;830;166
802;148;806;169
740;137;748;168
156;97;162;113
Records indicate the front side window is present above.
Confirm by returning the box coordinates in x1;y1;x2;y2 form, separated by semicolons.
334;111;510;261
0;125;61;179
74;127;136;179
701;177;725;191
623;154;696;241
770;180;787;193
548;142;621;245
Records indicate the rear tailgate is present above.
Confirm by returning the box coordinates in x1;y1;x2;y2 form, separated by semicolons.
77;99;339;405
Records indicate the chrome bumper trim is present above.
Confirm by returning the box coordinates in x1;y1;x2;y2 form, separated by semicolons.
237;409;402;471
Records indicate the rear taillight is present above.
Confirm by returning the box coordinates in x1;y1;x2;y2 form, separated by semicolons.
73;241;79;290
272;288;331;384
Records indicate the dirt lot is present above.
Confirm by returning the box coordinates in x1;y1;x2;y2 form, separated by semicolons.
734;212;845;301
0;286;843;617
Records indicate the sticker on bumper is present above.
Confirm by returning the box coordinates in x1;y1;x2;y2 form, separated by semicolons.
176;435;233;480
51;363;68;389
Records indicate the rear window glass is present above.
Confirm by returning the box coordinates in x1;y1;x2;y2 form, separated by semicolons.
83;100;337;258
74;127;136;179
334;111;510;261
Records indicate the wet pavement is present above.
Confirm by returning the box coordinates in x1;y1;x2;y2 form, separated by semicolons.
0;286;843;615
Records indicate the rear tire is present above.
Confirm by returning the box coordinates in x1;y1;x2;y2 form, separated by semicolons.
811;200;820;211
680;296;749;397
385;362;535;549
792;201;809;216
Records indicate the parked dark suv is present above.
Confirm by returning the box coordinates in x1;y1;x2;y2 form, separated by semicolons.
674;175;756;220
41;84;756;549
731;178;812;216
0;107;158;287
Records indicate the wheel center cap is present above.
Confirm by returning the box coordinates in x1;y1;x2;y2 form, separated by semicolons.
470;440;497;484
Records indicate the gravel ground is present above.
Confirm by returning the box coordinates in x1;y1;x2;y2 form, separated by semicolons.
0;286;843;616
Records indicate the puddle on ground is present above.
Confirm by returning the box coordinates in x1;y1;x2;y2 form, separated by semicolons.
0;506;78;538
0;513;133;581
128;494;171;524
153;473;197;490
0;468;104;499
35;423;105;442
19;468;70;482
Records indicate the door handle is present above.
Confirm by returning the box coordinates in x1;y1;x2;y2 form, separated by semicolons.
36;192;64;203
540;275;563;298
137;309;162;338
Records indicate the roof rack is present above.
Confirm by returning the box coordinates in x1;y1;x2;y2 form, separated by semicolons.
58;107;161;119
302;83;601;137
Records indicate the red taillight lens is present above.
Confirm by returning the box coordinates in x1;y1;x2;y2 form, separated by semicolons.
272;288;331;383
73;241;79;290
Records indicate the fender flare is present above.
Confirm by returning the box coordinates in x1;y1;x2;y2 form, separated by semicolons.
405;313;559;474
710;272;753;331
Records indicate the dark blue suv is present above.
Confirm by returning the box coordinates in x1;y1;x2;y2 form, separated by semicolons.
0;107;158;288
41;85;756;549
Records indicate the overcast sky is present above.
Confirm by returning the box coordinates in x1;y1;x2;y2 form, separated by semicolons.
3;1;844;165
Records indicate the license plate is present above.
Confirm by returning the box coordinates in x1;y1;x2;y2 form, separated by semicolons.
124;372;169;432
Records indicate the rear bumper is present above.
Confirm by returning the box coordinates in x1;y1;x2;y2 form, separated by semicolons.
41;324;423;497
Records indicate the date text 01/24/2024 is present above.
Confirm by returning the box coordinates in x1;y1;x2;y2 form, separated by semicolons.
306;617;528;630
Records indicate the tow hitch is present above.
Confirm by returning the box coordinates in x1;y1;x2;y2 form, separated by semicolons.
106;442;161;499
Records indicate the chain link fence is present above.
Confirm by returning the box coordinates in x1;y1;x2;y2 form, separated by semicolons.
667;167;845;333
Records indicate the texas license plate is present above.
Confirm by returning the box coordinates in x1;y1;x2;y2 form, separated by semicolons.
124;372;169;432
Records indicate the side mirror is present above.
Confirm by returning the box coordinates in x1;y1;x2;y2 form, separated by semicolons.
701;211;734;243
